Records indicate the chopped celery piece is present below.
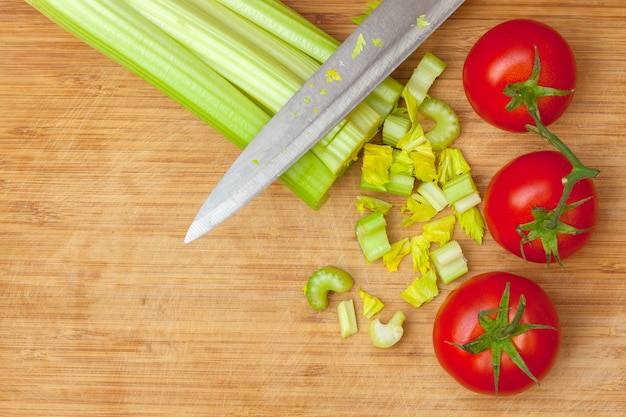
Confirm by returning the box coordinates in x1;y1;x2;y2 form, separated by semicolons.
416;181;448;212
356;195;393;215
423;215;456;246
390;149;414;177
410;142;438;183
404;51;446;106
337;299;358;339
395;87;429;152
383;238;411;272
396;123;427;152
385;150;415;196
455;206;486;245
401;193;437;227
382;113;412;147
356;211;392;264
304;266;354;311
410;235;431;274
361;144;394;191
368;311;405;348
431;240;468;284
358;288;385;319
420;97;461;151
386;173;416;196
400;269;439;308
442;172;479;205
438;148;471;185
453;192;482;214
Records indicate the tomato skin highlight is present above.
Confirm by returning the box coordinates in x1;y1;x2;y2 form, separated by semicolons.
483;151;598;263
433;272;561;396
463;19;576;132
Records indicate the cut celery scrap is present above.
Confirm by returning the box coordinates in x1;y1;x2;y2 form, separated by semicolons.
454;206;486;245
382;113;412;147
431;240;468;284
404;51;446;106
356;211;392;264
410;235;431;275
356;195;393;215
386;150;415;196
383;238;411;272
421;97;461;151
401;193;437;227
337;299;358;338
410;142;438;183
416;181;448;212
401;269;439;308
358;288;385;319
442;172;481;214
304;266;354;311
368;311;405;348
361;144;394;192
438;148;472;185
423;214;456;246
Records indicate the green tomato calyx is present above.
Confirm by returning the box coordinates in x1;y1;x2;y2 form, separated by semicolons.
446;282;557;397
516;196;595;267
503;45;573;117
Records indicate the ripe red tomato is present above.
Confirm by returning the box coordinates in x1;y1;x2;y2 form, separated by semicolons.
463;19;576;132
483;151;598;263
433;272;561;396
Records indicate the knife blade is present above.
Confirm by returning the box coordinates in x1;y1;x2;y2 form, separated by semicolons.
185;0;464;243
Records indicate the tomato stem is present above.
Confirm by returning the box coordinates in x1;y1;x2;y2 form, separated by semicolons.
504;46;600;265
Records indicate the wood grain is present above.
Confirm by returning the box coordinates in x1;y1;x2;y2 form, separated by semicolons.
1;0;625;416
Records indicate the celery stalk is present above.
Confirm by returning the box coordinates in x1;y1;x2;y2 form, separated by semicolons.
127;0;311;113
356;211;392;264
26;0;337;209
337;299;358;338
431;240;468;284
404;51;446;105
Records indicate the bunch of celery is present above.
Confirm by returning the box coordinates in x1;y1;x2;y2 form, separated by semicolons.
27;0;404;209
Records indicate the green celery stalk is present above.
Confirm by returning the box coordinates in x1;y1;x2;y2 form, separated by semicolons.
337;299;358;338
25;0;353;210
431;240;468;284
356;211;392;264
215;0;404;120
127;0;311;114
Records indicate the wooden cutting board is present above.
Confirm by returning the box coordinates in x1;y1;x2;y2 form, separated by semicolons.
1;0;625;415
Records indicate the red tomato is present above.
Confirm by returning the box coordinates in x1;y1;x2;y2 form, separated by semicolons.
483;151;598;263
463;19;576;132
433;272;561;396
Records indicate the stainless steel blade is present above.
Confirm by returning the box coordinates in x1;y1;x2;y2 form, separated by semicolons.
185;0;464;243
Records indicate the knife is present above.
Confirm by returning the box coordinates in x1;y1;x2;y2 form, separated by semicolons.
185;0;464;243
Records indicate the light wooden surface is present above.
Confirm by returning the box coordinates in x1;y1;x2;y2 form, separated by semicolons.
2;0;625;415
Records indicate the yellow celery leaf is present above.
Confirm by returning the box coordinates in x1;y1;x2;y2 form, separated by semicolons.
423;214;456;245
410;235;431;274
358;288;385;319
400;269;439;308
383;238;411;272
